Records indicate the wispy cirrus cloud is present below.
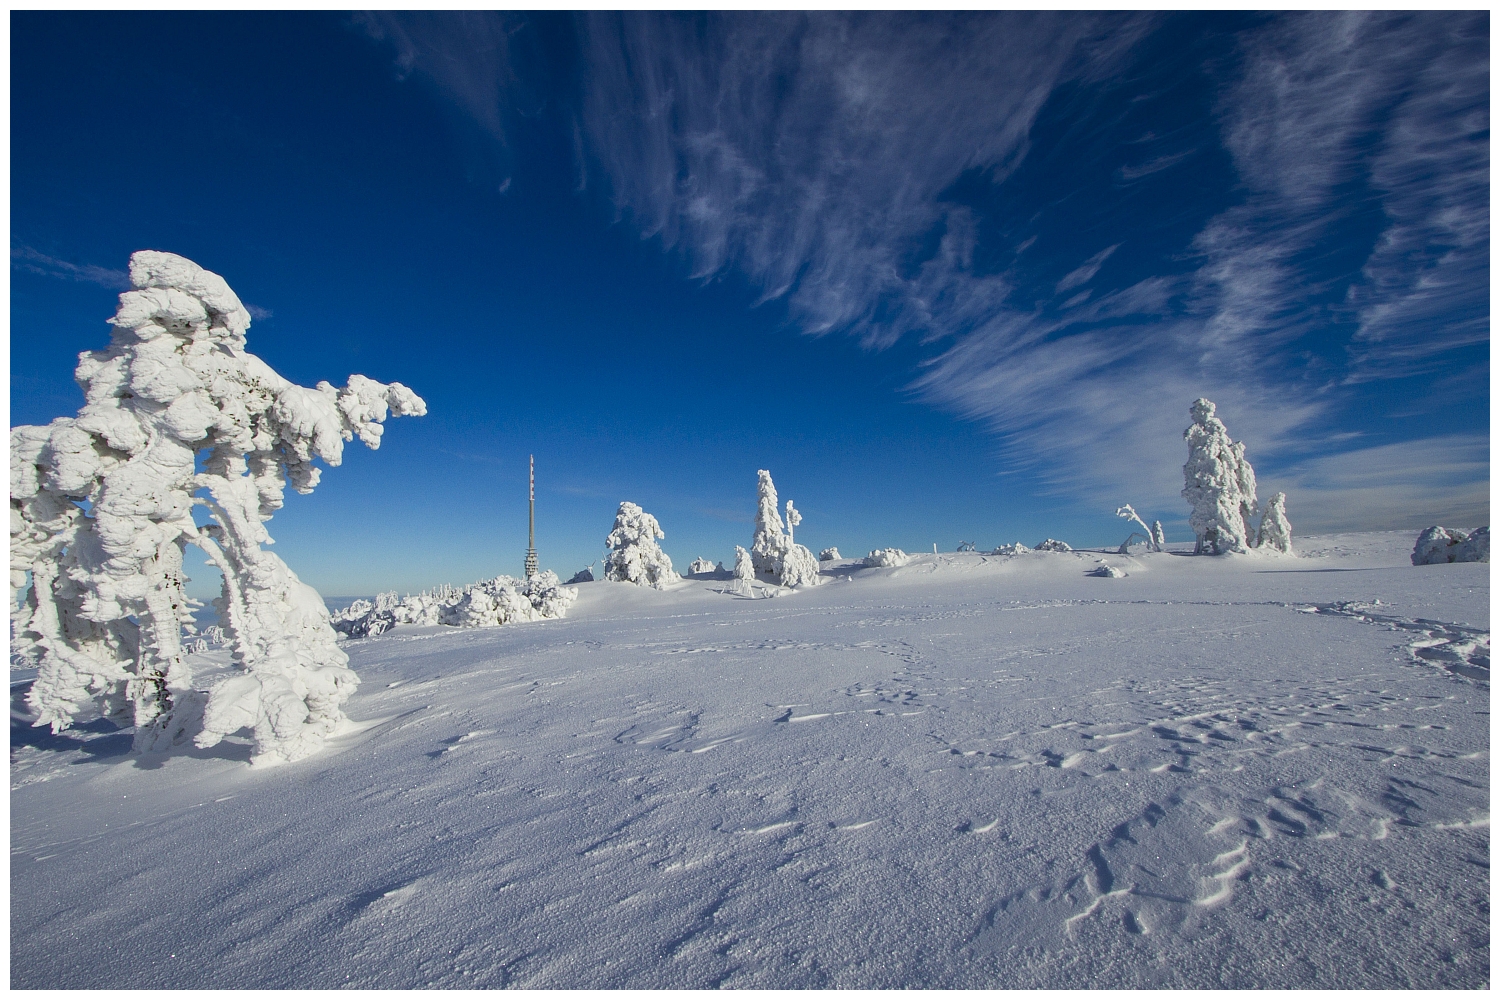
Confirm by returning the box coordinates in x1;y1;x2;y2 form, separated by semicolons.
12;245;129;290
1266;434;1489;533
357;12;1487;528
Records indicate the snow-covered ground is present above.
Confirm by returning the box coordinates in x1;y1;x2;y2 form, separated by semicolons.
11;531;1488;988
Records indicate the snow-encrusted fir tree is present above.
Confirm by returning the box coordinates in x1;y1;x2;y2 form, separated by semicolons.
1256;492;1293;554
1182;398;1259;555
748;470;821;587
751;470;787;577
604;502;676;588
728;545;756;597
11;251;425;765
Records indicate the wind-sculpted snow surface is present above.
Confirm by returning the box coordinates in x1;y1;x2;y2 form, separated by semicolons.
331;572;577;637
10;251;424;766
10;532;1487;988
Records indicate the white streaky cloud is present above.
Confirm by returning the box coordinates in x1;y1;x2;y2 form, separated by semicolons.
1265;435;1490;534
12;245;130;290
354;11;527;145
1346;21;1489;375
1055;244;1119;295
577;12;1141;347
354;14;1485;520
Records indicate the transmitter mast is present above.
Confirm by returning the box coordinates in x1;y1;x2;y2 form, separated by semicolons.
524;455;538;579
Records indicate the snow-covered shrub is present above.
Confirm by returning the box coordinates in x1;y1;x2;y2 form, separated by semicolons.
747;470;822;587
331;571;577;636
604;502;676;588
1182;398;1259;555
1413;526;1488;565
1457;527;1489;563
1256;492;1293;554
819;547;840;561
956;541;977;552
863;548;911;568
992;542;1030;555
1088;563;1127;578
1034;539;1073;553
11;251;425;766
688;557;715;576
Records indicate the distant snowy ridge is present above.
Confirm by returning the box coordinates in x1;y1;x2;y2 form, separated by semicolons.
331;572;577;637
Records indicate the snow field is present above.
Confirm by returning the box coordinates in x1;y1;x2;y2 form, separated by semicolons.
10;532;1488;988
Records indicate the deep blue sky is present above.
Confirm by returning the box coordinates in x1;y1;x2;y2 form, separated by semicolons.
11;12;1489;597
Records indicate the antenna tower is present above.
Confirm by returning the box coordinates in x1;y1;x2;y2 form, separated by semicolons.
524;454;538;578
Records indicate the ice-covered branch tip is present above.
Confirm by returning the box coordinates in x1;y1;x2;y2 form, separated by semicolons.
11;250;425;766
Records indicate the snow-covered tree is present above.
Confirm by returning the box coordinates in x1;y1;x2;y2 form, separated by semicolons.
1115;505;1162;553
1256;492;1293;553
604;502;676;588
992;542;1030;555
1412;526;1488;565
863;548;910;568
751;470;787;576
779;542;822;588
11;251;425;765
1151;521;1166;549
1034;539;1073;552
332;572;577;636
728;545;756;596
1457;526;1490;563
748;470;821;587
688;557;715;576
1182;398;1258;555
819;547;840;561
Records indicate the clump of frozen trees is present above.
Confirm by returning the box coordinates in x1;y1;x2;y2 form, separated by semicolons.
1182;398;1292;555
992;542;1030;555
604;501;677;588
819;547;840;562
687;554;723;578
1412;526;1489;565
331;572;577;637
749;470;822;587
11;251;425;765
1034;539;1073;553
862;548;911;568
